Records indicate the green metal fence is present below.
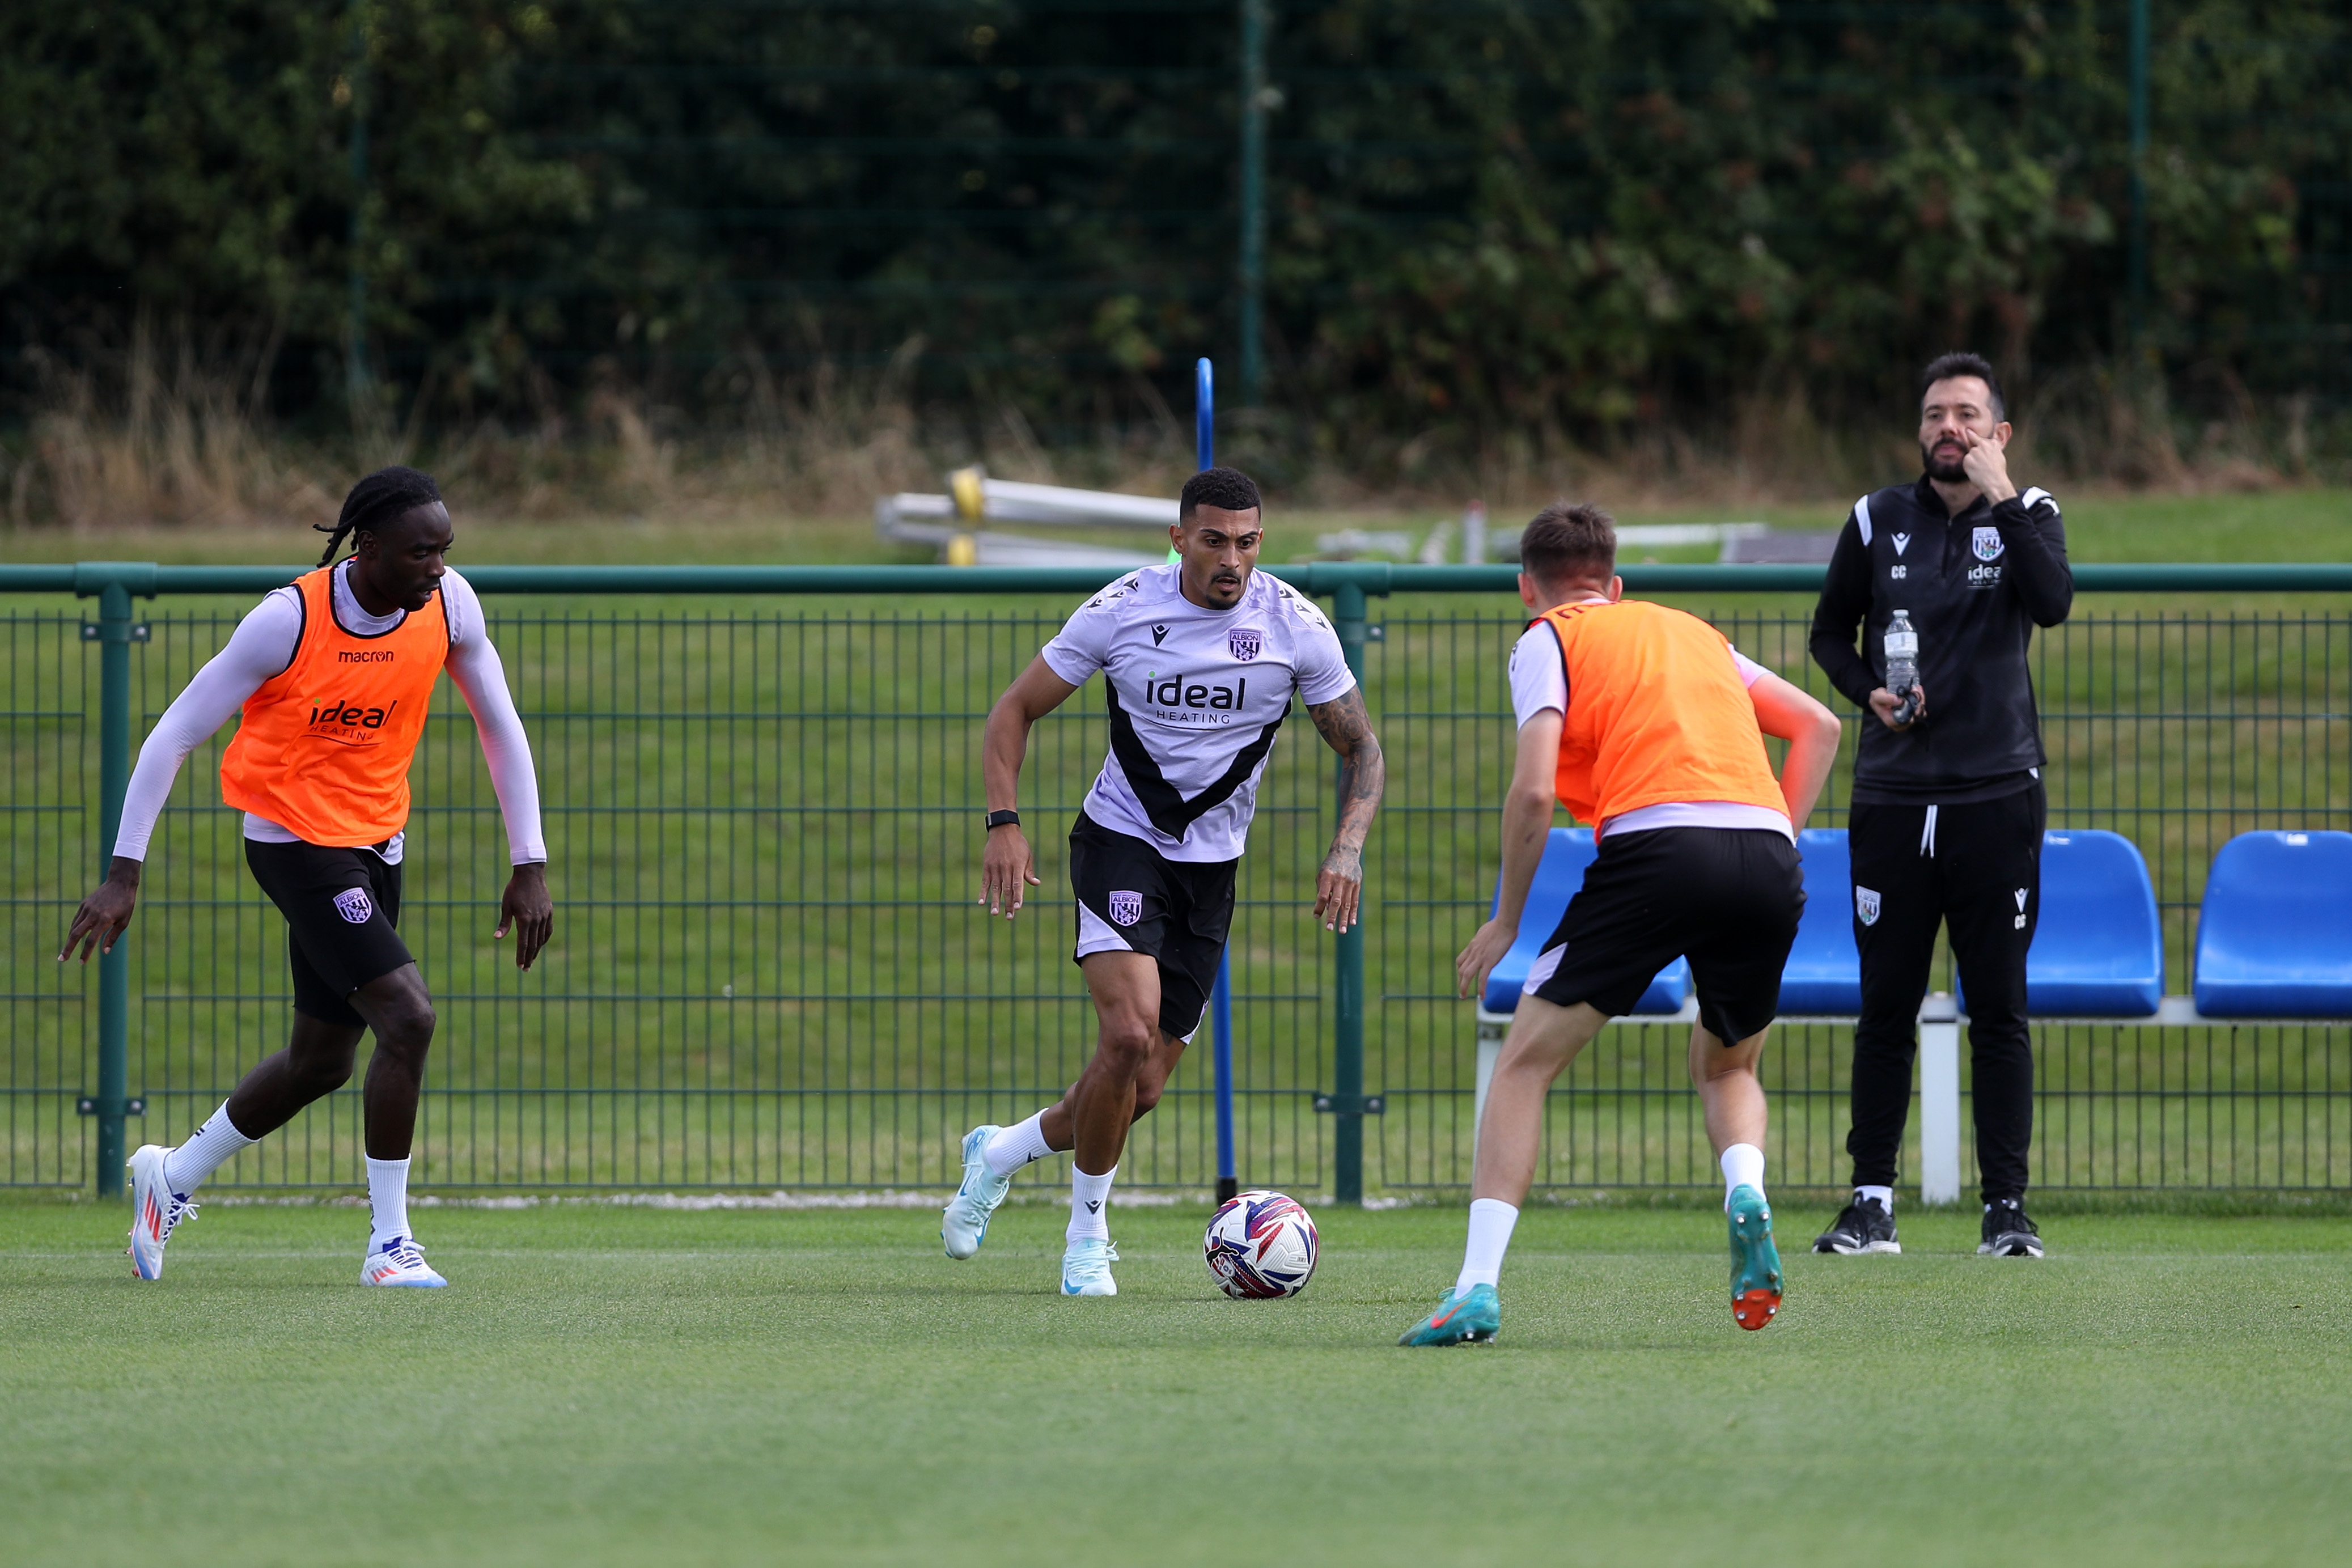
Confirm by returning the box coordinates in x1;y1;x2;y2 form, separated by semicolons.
5;563;2350;1198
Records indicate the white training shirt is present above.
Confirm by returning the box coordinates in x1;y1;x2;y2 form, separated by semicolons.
111;561;546;866
1508;610;1792;842
1041;565;1355;863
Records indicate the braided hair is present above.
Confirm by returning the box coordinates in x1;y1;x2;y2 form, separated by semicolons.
316;466;443;567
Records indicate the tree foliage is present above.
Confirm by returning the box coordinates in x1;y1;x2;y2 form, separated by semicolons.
3;1;2343;452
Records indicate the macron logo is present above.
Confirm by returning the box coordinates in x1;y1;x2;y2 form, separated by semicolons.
1891;533;1910;556
336;650;396;663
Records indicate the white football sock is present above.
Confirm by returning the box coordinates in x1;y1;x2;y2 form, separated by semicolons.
1066;1164;1115;1243
1720;1143;1766;1209
984;1112;1055;1177
366;1156;413;1250
1453;1198;1519;1294
162;1102;257;1195
1857;1184;1895;1212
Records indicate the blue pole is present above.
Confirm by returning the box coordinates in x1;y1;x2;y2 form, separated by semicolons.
1195;357;1214;471
1197;357;1240;1202
1212;964;1236;1202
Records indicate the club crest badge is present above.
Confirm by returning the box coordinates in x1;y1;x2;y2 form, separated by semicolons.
1855;886;1881;927
1228;628;1263;662
333;887;374;925
1107;891;1143;927
1972;526;2004;562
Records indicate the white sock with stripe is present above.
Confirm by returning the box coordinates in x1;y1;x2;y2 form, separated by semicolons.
1067;1165;1114;1243
163;1103;257;1195
984;1112;1055;1177
367;1157;413;1250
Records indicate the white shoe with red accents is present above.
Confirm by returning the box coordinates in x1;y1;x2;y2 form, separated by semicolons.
125;1143;198;1281
361;1237;447;1287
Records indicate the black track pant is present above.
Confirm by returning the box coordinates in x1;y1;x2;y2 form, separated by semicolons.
1846;781;2044;1203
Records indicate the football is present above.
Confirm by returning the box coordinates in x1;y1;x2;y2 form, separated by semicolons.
1202;1189;1320;1299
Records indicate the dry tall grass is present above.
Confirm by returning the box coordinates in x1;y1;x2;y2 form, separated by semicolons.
2;330;2319;533
11;320;342;531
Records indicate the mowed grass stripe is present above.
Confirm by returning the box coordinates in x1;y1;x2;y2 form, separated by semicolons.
5;1201;2349;1566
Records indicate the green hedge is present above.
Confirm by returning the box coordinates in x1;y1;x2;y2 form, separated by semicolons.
4;2;2345;447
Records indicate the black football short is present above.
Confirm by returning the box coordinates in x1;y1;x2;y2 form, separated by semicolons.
1524;826;1804;1045
1067;812;1238;1042
244;839;413;1027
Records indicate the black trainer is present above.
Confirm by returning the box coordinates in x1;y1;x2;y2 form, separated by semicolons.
1978;1197;2045;1257
1812;1193;1900;1255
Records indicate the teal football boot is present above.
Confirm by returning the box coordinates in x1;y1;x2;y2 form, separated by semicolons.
1396;1282;1499;1346
1727;1184;1783;1330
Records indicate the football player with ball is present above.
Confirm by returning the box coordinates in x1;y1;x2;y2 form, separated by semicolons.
950;467;1384;1297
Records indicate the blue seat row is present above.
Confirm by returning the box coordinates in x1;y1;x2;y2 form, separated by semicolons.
1483;827;2351;1022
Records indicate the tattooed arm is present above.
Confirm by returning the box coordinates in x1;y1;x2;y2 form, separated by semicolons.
1305;686;1385;933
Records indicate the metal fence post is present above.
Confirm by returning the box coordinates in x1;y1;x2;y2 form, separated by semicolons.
92;573;138;1197
1329;579;1368;1203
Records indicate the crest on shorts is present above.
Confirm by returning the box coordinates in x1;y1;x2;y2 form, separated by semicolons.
1855;885;1881;926
1107;891;1143;926
1227;627;1263;662
1972;526;2004;562
333;887;374;925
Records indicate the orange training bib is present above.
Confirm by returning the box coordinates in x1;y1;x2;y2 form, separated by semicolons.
1536;600;1787;828
219;565;450;846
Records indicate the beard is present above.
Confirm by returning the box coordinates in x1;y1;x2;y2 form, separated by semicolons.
1921;439;1969;482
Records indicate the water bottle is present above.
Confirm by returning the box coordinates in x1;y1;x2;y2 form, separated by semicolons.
1884;610;1921;727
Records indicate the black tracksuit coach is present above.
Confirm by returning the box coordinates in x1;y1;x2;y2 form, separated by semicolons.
1810;476;2072;1203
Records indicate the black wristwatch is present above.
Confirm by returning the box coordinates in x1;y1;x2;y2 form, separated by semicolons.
984;810;1021;831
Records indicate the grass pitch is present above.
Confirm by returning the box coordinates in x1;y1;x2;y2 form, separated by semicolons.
5;1197;2349;1566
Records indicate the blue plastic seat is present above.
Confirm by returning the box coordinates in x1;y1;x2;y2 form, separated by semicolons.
2194;830;2352;1018
1779;829;1862;1014
1482;828;1689;1016
2019;830;2164;1016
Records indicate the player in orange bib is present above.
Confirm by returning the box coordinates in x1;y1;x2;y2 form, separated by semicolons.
60;467;552;1287
1399;504;1842;1345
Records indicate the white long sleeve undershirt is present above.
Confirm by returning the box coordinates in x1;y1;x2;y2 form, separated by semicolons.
111;562;547;866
